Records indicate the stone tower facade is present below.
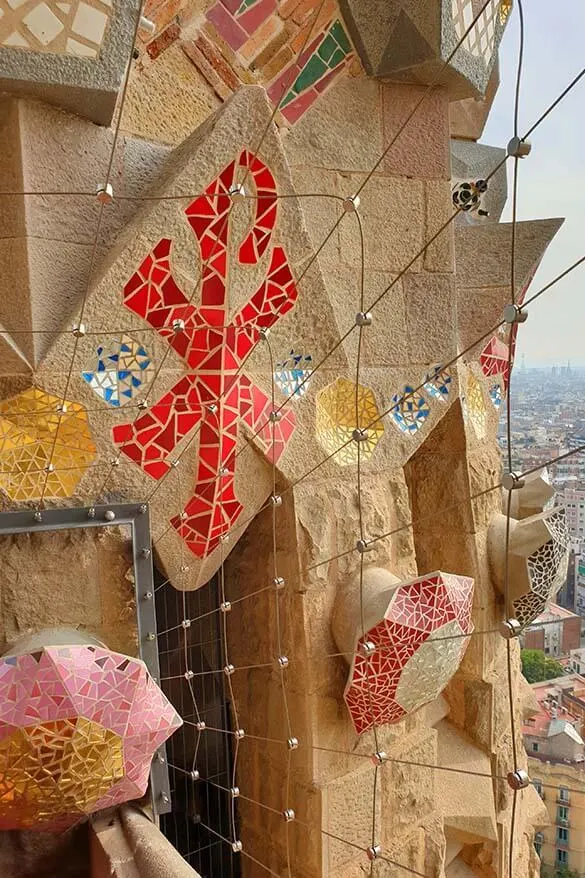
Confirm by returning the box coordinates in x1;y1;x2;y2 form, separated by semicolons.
0;1;567;876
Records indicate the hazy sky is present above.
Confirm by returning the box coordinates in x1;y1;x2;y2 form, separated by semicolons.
482;1;585;367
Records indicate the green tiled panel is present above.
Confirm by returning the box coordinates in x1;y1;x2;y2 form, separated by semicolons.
294;54;328;93
236;0;259;13
330;19;351;53
278;18;353;111
328;47;345;68
318;34;337;63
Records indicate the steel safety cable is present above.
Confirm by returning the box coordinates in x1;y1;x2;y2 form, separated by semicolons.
37;0;147;508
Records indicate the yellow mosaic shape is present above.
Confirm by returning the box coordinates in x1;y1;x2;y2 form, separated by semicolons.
499;0;513;25
315;378;384;466
0;718;124;828
0;387;96;501
466;373;487;439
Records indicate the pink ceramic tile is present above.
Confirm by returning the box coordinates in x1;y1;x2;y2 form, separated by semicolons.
207;2;247;50
239;0;276;34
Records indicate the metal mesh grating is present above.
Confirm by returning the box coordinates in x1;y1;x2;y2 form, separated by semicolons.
156;569;240;877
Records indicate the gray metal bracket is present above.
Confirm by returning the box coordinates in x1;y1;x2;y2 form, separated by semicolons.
0;502;172;817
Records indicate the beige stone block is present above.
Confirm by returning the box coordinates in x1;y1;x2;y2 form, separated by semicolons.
0;527;136;657
293;473;411;583
26;237;95;365
381;84;450;180
121;43;221;145
403;272;457;363
0;337;30;376
284;77;384;173
322;761;381;870
462;679;494;752
18;99;117;246
0;99;173;368
362;273;408;366
289;166;343;279
0;101;25;242
383;825;426;877
121;135;173;198
339;176;425;274
425;181;455;273
0;237;33;366
381;729;437;835
425;815;448;874
455;219;564;292
456;285;509;357
316;262;409;367
436;719;497;844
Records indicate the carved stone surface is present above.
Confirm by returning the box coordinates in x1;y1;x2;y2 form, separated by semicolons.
0;26;556;875
338;0;511;99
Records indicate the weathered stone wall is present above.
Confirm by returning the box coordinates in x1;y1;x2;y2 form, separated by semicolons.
208;69;547;878
0;527;137;657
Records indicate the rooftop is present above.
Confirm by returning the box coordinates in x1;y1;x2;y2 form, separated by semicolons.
531;673;585;698
523;675;585;748
527;602;580;624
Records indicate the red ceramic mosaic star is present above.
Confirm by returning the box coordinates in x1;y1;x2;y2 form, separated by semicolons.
112;151;298;558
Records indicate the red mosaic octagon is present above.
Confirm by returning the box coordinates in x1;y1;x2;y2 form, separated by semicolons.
345;572;474;735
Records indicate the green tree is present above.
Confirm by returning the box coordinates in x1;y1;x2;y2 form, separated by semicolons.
521;649;565;683
542;865;585;878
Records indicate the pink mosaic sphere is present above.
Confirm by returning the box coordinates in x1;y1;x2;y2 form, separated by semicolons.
0;645;181;830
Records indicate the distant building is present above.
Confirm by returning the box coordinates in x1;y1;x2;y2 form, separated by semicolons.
522;603;582;658
575;551;585;616
556;546;577;611
554;457;585;485
524;676;585;875
558;483;585;540
570;648;585;676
